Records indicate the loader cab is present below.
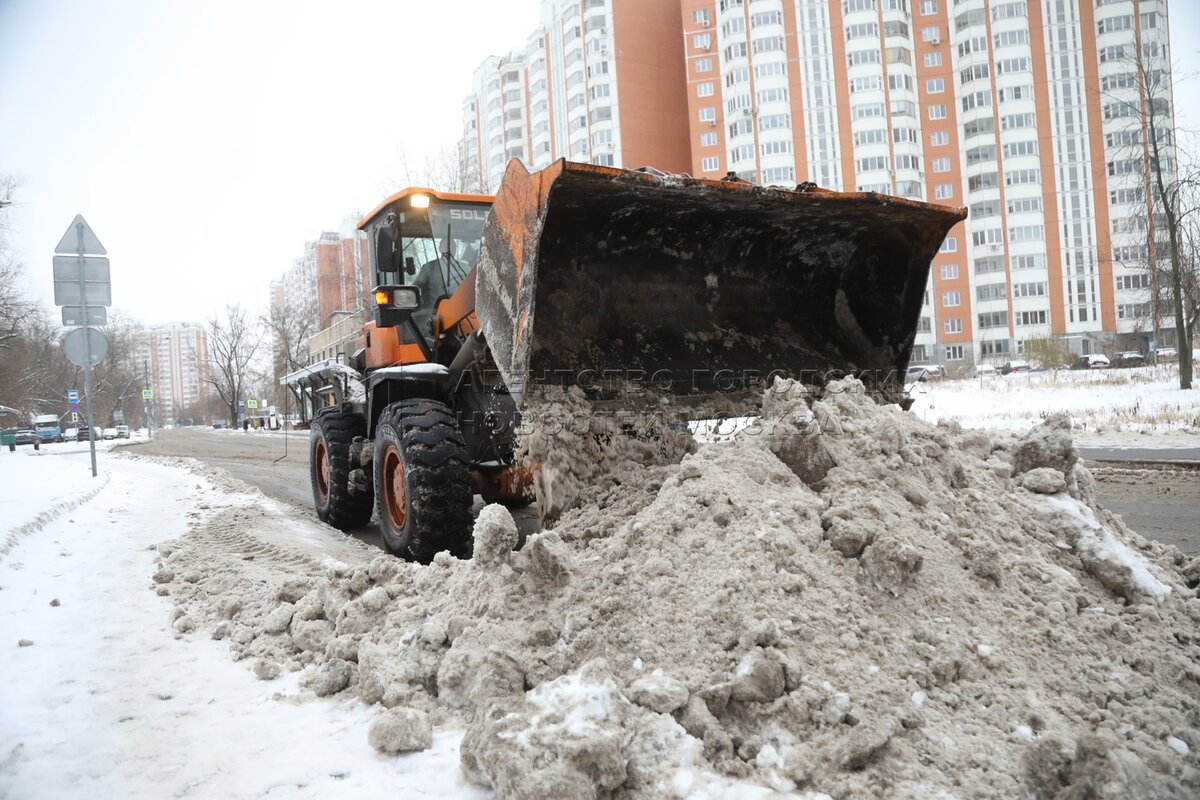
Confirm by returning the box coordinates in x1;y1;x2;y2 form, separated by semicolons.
361;189;493;348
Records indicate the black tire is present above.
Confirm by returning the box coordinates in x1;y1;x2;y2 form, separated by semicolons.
310;410;374;530
373;399;473;562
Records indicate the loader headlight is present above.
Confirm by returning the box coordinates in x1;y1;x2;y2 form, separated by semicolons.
373;286;422;310
391;287;420;309
410;194;430;209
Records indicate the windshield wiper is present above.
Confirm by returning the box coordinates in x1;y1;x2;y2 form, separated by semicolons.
442;223;470;287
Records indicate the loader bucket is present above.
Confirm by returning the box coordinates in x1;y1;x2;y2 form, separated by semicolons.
475;159;966;411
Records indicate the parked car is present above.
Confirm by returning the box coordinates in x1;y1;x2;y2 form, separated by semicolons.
102;427;118;440
905;366;928;383
14;428;40;446
1112;351;1146;368
1072;354;1111;369
1150;347;1178;363
1001;360;1031;375
924;364;947;379
968;364;999;378
64;427;78;440
76;425;95;442
115;425;130;439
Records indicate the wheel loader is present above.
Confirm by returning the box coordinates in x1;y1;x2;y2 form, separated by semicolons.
287;159;965;561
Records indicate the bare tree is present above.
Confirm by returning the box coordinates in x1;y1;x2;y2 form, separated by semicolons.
1106;42;1198;388
202;304;262;427
388;142;486;195
263;300;315;414
0;175;36;354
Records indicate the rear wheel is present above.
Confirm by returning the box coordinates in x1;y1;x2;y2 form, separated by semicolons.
310;410;374;530
373;399;473;562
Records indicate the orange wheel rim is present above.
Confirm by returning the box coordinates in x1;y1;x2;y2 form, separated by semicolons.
382;443;407;530
314;438;330;501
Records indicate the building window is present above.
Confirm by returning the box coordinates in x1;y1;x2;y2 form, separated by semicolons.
762;166;796;184
701;156;720;172
926;78;945;94
976;283;1007;301
928;104;947;120
931;157;951;173
697;82;714;97
700;132;718;147
693;33;711;49
757;87;788;104
934;183;954;199
945;345;965;361
943;291;961;307
978;311;1008;329
1115;273;1151;290
924;51;942;68
695;57;713;73
692;9;709;25
940;263;959;279
920;0;938;15
921;26;941;42
939;237;958;253
944;318;963;334
698;107;716;122
930;130;949;146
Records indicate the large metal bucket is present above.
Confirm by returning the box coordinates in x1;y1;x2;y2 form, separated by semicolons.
475;159;966;410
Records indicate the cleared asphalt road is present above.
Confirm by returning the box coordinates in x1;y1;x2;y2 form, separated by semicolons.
128;428;1199;557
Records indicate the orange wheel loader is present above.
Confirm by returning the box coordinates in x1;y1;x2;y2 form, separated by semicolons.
286;159;965;561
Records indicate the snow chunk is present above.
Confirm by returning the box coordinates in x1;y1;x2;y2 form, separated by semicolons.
368;707;432;753
1166;736;1189;756
472;504;518;570
1037;495;1171;601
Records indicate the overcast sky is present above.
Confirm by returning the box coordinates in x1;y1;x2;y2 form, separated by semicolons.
0;0;539;326
1;0;1198;328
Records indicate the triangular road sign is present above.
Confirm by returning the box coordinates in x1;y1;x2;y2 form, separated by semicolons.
54;214;107;255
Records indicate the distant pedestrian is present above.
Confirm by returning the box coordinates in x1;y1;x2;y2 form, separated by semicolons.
243;419;249;432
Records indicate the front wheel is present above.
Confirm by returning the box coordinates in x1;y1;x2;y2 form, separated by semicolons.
373;399;473;562
310;410;374;530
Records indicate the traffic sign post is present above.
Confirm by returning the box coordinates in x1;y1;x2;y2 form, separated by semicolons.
54;215;110;478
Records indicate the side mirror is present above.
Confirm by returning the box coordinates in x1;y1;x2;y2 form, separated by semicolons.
372;285;422;328
375;227;397;275
405;256;416;276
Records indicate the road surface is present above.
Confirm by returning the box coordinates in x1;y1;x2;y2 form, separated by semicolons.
126;428;1199;556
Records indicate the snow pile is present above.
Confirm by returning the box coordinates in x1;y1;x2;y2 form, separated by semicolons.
153;379;1200;798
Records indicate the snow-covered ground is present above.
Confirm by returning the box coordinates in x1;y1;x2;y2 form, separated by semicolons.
907;365;1199;439
0;444;486;800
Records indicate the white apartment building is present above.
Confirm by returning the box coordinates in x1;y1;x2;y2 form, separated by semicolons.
461;0;692;193
137;322;209;422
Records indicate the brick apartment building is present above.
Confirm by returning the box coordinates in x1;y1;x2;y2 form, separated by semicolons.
461;0;1180;367
270;215;370;344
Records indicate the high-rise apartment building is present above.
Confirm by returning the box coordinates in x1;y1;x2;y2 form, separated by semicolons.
137;322;209;422
465;0;1178;367
271;215;370;336
679;0;1175;365
461;0;691;193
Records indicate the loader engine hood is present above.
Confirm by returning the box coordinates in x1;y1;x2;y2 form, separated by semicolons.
475;159;966;410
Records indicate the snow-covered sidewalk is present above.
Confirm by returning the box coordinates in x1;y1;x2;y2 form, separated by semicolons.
0;446;486;799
